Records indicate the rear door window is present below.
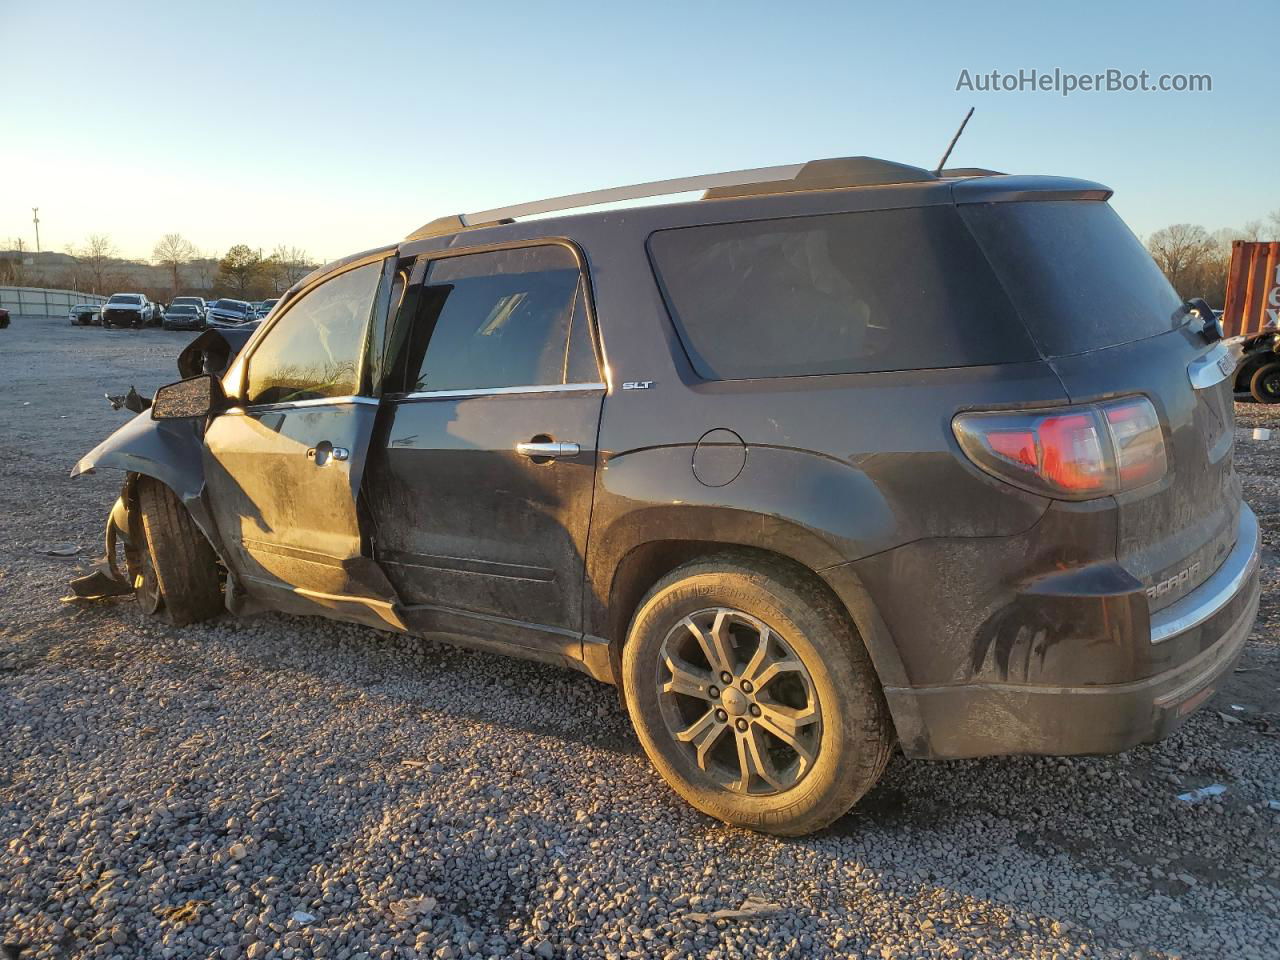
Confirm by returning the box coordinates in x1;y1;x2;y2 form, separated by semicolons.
960;200;1186;357
398;245;596;393
647;206;1036;381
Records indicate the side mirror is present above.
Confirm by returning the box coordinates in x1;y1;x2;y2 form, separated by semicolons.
151;373;227;420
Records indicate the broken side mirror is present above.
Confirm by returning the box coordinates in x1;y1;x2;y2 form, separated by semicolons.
150;374;227;421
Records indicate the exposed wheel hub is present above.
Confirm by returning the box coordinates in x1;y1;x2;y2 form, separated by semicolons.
656;607;822;796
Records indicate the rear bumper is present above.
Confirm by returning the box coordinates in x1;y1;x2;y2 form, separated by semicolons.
887;505;1261;759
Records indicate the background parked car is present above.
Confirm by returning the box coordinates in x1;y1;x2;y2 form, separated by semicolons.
169;296;208;323
162;303;204;331
205;299;255;328
101;293;157;328
0;307;9;329
68;304;103;326
257;298;279;319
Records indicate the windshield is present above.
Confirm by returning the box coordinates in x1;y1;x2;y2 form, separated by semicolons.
169;305;195;313
960;200;1186;357
172;297;201;306
214;300;248;314
107;295;141;305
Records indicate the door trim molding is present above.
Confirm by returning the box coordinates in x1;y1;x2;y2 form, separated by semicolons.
396;382;605;402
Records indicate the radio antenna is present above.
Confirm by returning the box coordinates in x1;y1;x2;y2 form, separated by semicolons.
933;107;975;175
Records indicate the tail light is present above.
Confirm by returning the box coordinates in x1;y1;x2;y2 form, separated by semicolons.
953;397;1167;500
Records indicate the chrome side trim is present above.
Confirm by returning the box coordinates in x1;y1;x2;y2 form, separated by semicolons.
397;382;606;401
1150;505;1260;644
228;395;380;414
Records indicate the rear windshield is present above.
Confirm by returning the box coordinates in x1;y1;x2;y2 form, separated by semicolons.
647;206;1036;380
960;201;1186;357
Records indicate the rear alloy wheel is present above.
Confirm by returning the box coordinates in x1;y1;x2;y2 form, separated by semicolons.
135;477;224;625
623;554;894;836
1250;362;1280;404
656;607;823;796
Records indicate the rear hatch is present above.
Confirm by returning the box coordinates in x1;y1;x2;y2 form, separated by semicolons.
960;198;1240;611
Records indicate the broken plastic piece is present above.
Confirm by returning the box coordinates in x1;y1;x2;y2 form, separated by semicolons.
105;386;152;413
1177;783;1227;804
66;563;134;601
41;543;80;557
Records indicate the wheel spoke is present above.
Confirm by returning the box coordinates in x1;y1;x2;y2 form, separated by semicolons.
735;726;785;793
683;612;734;674
740;628;772;684
675;708;729;771
750;653;805;691
756;702;819;765
662;654;715;701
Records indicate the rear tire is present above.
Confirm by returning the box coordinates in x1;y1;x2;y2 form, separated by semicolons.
621;553;893;836
136;477;223;625
1250;362;1280;404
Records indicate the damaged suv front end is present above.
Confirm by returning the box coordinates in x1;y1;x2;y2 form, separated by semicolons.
69;327;261;603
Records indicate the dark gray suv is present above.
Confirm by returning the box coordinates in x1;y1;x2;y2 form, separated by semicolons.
75;156;1260;835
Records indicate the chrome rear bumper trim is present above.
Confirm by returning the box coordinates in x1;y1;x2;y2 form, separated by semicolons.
1150;505;1260;645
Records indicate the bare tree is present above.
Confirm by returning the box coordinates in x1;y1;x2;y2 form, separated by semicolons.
1147;224;1215;298
1240;220;1266;242
68;234;118;294
153;233;196;295
1268;209;1280;241
272;244;312;287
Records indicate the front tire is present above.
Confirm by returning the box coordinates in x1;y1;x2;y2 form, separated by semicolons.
135;477;223;625
622;553;893;836
1250;362;1280;404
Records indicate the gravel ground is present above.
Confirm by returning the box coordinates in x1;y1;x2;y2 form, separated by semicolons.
1;315;1278;960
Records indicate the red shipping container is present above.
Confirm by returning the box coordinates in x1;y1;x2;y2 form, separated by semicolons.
1222;241;1280;338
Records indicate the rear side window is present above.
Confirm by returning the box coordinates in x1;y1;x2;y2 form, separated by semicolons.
961;201;1186;357
246;260;382;405
648;206;1035;380
403;245;596;393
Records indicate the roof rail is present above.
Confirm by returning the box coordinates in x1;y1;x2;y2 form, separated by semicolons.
404;156;942;241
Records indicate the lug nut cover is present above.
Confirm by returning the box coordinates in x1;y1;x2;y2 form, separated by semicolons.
708;685;720;698
715;709;728;722
749;704;762;717
741;680;754;693
735;718;749;731
720;671;733;684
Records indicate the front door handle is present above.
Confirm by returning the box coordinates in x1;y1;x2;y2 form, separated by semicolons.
306;442;350;466
516;440;580;460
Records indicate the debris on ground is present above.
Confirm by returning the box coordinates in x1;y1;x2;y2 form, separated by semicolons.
684;897;786;924
1177;783;1229;804
64;561;133;601
38;542;79;557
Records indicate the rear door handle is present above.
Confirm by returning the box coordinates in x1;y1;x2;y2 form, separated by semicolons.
516;440;580;460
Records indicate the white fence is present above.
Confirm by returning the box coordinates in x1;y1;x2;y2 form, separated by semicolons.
0;286;108;318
